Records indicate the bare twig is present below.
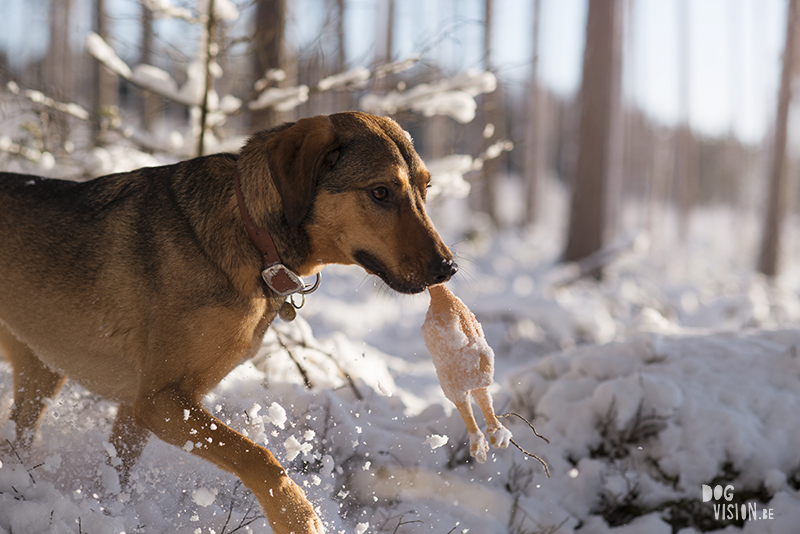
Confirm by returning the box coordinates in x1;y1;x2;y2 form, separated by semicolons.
274;330;313;389
498;413;551;478
392;515;423;534
499;412;550;444
6;439;36;485
271;327;363;400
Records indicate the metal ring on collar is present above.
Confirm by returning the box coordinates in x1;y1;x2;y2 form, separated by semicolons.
301;272;322;295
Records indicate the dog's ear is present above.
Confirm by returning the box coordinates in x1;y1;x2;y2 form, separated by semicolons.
265;115;339;226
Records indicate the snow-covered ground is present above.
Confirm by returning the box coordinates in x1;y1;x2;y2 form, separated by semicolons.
2;179;800;534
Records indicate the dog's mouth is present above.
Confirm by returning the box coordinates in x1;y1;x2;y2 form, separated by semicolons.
353;250;431;294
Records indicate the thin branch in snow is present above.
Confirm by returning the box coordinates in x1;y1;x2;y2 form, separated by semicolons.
498;412;551;477
5;439;36;485
274;330;314;390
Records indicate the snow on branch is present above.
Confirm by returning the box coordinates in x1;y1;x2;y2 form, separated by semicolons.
317;68;370;92
248;86;310;112
360;70;498;123
6;81;89;121
142;0;239;23
86;33;203;108
85;33;134;80
142;0;195;21
373;56;421;79
0;135;55;169
426;139;514;201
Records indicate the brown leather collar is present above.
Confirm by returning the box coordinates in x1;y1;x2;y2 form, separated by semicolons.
233;169;305;296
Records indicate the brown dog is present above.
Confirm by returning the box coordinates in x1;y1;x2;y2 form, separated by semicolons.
0;112;456;534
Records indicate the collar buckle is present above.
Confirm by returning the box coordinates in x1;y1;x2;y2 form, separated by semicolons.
261;263;306;297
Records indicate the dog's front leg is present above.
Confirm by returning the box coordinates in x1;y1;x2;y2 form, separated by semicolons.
133;389;324;534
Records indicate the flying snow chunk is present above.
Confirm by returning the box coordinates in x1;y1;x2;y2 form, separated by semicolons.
192;487;216;507
267;402;287;429
355;522;369;534
424;434;449;449
284;435;313;461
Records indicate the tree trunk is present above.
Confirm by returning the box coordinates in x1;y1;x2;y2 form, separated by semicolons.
373;0;395;93
251;0;286;131
92;0;118;144
562;0;622;279
757;0;798;277
523;0;543;226
478;0;504;226
44;0;73;149
140;3;158;133
674;0;693;239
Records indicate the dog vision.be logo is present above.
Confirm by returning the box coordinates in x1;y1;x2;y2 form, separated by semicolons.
702;484;774;522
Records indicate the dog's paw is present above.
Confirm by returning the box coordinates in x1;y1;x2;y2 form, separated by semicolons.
487;424;512;449
469;431;489;463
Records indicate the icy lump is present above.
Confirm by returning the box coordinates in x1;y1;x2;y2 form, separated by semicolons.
421;284;512;463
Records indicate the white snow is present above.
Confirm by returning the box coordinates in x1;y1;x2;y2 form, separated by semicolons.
266;401;287;429
192;487;216;507
360;70;498;123
85;33;133;79
317;68;371;91
424;434;449;449
3;177;800;533
248;85;310;112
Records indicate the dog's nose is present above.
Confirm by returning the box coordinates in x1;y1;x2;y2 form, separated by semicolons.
430;258;458;284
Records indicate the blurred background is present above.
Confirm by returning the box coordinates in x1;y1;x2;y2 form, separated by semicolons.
0;0;798;281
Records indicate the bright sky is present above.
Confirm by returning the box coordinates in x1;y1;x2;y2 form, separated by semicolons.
0;0;789;144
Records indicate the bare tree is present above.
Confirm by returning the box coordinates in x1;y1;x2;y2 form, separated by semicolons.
523;0;543;226
477;0;505;226
44;0;73;148
140;2;158;133
91;0;119;144
757;0;798;277
373;0;396;93
562;0;622;278
251;0;287;131
674;0;694;239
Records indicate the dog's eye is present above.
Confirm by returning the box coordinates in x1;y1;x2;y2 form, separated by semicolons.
371;186;390;203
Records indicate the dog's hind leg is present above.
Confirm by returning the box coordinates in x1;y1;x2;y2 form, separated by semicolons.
0;325;66;448
109;402;150;487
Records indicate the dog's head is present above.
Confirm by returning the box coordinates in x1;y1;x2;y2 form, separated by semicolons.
243;111;456;294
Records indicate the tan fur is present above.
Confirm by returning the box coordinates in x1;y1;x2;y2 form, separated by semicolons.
0;112;456;534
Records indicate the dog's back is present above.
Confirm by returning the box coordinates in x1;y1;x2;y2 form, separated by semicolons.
0;158;239;401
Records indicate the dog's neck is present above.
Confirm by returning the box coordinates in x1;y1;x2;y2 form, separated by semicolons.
234;150;313;278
